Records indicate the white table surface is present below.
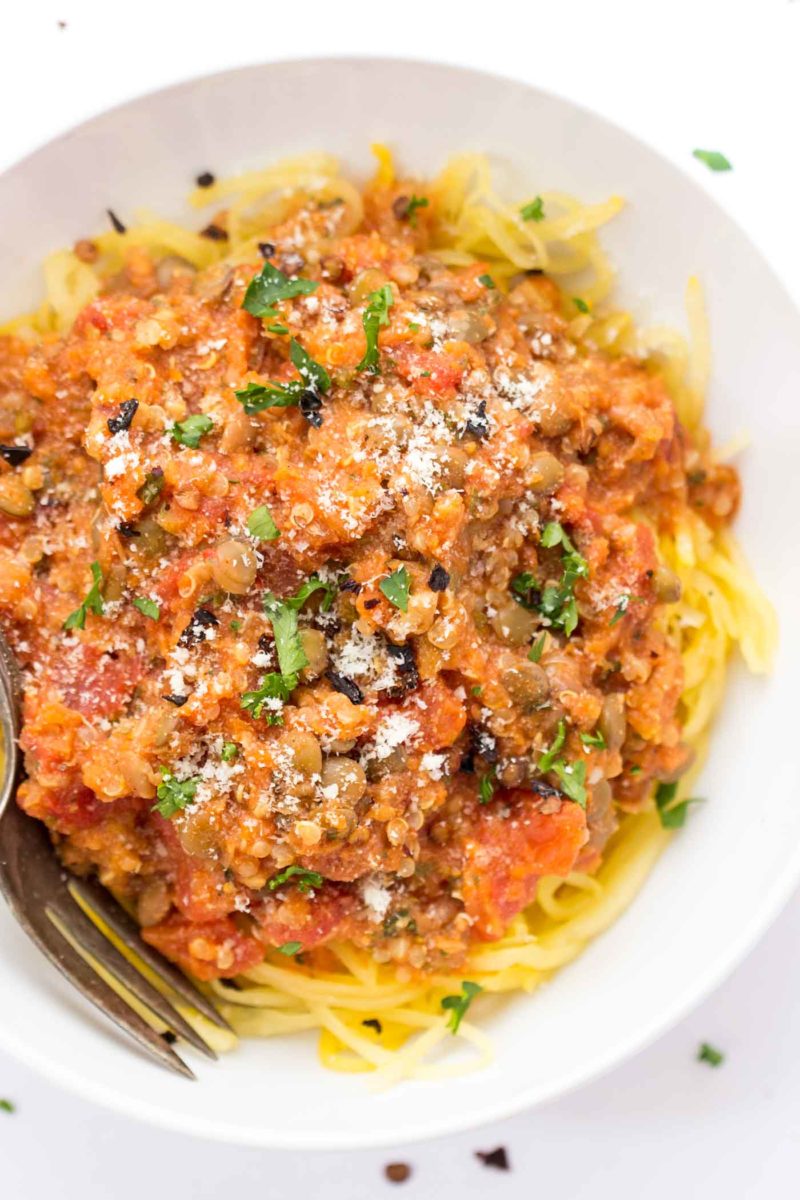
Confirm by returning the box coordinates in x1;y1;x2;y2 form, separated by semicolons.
0;1;797;1196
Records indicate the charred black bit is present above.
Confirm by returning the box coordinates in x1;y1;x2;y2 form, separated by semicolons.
529;778;564;801
463;398;490;440
195;171;215;188
116;521;140;538
326;670;364;705
162;693;189;707
428;563;450;592
257;633;273;654
0;443;33;466
299;390;324;427
107;398;139;434
258;241;276;259
386;641;420;692
476;1147;510;1171
219;977;243;991
339;578;361;594
179;606;220;647
470;724;498;764
362;1018;383;1034
200;223;228;241
107;208;127;234
161;1030;178;1045
363;598;380;610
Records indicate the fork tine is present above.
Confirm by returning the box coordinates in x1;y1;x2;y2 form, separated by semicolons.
47;893;218;1060
68;876;233;1032
33;904;194;1078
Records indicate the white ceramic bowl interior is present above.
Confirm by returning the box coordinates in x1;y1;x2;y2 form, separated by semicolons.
1;58;799;1149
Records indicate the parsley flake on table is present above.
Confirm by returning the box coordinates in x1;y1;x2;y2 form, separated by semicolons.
692;149;732;172
152;771;200;818
379;565;410;612
242;260;319;318
0;1099;15;1114
63;561;105;631
441;981;483;1033
697;1042;725;1066
357;285;394;374
170;413;214;448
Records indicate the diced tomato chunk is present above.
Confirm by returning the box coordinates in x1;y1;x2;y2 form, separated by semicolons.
44;643;142;719
391;345;465;397
142;915;265;981
461;790;588;939
17;779;108;835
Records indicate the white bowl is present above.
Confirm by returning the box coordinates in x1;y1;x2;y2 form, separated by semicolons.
1;57;799;1150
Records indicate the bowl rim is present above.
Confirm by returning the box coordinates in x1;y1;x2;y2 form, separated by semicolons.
0;53;798;1151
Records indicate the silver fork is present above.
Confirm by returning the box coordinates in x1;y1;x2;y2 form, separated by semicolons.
0;629;232;1077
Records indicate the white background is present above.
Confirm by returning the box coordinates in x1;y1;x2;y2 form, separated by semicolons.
0;1;797;1196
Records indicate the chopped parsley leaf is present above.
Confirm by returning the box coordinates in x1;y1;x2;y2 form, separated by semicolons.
285;574;337;612
278;941;302;956
520;196;545;221
247;505;280;541
152;770;200;818
580;729;606;749
63;561;105;631
538;719;567;773
471;684;483;696
407;321;421;333
137;470;164;506
609;594;631;626
267;322;289;335
241;672;296;723
552;759;587;808
441;981;482;1033
171;413;214;448
693;149;732;173
655;780;700;829
629;765;642;775
478;273;496;289
698;1042;725;1066
230;619;242;632
357;285;394;374
573;297;590;313
235;339;330;414
268;865;324;894
379;565;410;612
263;592;308;679
405;194;429;226
132;596;160;621
0;1099;15;1114
221;742;238;762
533;521;588;637
242;260;319;318
528;633;547;662
479;768;496;804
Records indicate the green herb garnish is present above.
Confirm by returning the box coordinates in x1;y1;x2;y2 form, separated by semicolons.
520;196;545;222
524;521;589;637
278;941;302;956
479;768;496;805
655;781;700;829
242;260;318;318
379;565;410;612
441;981;483;1033
478;273;496;289
698;1042;725;1066
609;594;631;626
573;297;590;314
528;633;546;663
538;719;567;773
285;574;337;612
235;338;331;414
405;195;429;226
137;471;164;506
221;742;238;763
247;505;280;541
580;729;606;749
0;1099;15;1114
551;759;587;808
692;149;732;173
132;596;160;621
171;413;214;448
152;770;200;818
268;865;324;894
357;285;394;374
267;323;289;335
240;672;296;723
63;561;105;631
